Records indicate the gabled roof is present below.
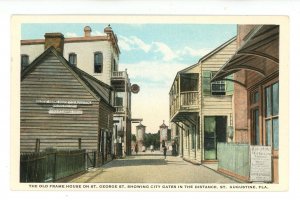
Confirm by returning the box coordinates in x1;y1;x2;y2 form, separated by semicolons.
160;121;168;128
169;36;237;94
21;47;115;110
197;36;237;63
136;123;146;128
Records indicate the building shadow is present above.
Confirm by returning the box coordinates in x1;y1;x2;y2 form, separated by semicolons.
103;158;167;168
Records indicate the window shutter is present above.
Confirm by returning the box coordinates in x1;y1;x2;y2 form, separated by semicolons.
226;74;234;95
202;71;211;96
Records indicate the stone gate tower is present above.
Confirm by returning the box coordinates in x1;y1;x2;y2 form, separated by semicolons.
136;123;146;152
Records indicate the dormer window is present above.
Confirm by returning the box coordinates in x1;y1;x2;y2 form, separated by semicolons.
69;53;77;67
21;54;29;70
94;52;103;73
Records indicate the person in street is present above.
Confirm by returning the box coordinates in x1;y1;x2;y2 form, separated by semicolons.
163;145;167;159
172;141;175;156
134;143;138;155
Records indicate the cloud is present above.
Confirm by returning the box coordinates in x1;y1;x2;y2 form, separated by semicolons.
118;35;151;52
118;35;212;62
65;32;78;37
153;42;177;61
91;30;106;36
121;61;185;87
179;47;212;58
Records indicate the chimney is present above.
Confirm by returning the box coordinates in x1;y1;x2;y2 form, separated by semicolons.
44;33;64;54
84;26;92;37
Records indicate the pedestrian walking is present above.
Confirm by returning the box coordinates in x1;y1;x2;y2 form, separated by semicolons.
134;143;138;155
163;145;167;159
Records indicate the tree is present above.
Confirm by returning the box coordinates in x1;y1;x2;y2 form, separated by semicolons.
131;134;136;142
143;133;160;149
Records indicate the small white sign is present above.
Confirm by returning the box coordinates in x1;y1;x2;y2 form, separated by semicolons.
53;104;77;108
250;145;272;182
36;99;92;105
48;109;83;115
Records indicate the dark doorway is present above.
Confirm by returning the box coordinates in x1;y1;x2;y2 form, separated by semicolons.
204;116;227;160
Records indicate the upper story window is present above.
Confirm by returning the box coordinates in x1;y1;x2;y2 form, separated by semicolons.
112;58;117;72
203;71;228;96
21;54;29;71
69;53;77;67
94;52;103;73
211;72;226;95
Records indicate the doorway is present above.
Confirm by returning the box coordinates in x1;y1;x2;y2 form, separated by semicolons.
204;116;227;160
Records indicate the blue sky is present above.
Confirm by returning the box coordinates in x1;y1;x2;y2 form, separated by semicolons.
22;23;237;133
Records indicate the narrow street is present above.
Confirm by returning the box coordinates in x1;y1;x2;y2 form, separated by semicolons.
69;151;237;183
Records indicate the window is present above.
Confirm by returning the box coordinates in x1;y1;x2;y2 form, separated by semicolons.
94;52;103;73
115;92;124;106
69;53;77;67
211;72;225;95
265;82;279;150
251;91;260;145
112;58;117;72
21;54;29;70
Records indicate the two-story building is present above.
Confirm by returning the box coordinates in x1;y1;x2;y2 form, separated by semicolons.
21;32;115;166
169;37;237;164
21;25;132;157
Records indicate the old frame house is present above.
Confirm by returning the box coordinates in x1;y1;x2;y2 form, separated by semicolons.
21;35;115;166
169;37;237;164
21;26;133;157
212;25;280;183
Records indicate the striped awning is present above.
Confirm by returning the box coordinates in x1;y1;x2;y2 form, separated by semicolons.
211;25;279;86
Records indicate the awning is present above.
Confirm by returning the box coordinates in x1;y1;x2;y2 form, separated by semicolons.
211;25;279;86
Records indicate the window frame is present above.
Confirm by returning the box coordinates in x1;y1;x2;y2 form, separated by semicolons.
211;72;226;96
94;51;103;73
263;80;279;151
21;54;29;70
250;89;261;145
68;53;77;67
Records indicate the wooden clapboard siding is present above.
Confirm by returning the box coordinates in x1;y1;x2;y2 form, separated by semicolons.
202;40;237;71
20;51;100;153
99;102;114;130
203;96;232;111
201;39;236;118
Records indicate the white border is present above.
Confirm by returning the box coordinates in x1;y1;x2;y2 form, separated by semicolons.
1;0;300;199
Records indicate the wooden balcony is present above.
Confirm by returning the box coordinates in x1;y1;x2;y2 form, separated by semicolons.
111;71;129;91
114;106;125;113
114;106;131;117
112;71;127;79
170;91;199;121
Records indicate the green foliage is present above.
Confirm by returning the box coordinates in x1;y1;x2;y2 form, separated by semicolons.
143;133;160;149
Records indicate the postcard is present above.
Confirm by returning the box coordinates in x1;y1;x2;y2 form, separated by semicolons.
11;15;289;191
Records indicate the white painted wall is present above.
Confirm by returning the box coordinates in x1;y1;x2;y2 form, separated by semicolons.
21;40;119;86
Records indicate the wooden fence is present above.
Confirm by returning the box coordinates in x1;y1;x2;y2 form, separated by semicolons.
20;149;96;183
217;143;250;180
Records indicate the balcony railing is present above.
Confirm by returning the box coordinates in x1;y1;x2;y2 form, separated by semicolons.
170;91;199;118
114;106;125;113
112;71;127;79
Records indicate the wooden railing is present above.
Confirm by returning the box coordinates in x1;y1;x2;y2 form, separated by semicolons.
114;106;125;113
112;71;126;79
170;91;199;118
217;143;250;179
180;91;199;107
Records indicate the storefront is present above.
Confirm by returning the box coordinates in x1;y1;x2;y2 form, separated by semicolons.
212;25;280;182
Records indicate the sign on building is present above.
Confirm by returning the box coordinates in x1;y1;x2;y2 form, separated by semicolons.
250;145;272;182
